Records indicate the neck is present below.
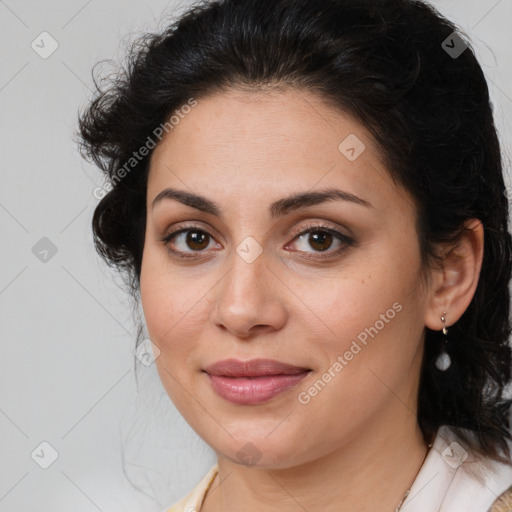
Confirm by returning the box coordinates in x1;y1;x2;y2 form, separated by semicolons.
201;413;430;512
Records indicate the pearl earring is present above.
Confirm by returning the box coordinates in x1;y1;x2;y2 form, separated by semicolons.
435;312;451;371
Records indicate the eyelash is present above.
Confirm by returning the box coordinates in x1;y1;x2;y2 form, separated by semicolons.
159;222;355;261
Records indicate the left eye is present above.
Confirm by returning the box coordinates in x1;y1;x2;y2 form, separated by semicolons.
285;224;354;259
289;227;347;253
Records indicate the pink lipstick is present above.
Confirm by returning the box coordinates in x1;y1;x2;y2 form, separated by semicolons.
204;358;311;405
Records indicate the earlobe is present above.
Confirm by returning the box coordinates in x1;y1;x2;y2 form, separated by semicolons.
424;218;484;331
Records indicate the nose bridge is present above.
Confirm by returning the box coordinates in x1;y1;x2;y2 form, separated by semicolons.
222;238;268;307
212;237;286;336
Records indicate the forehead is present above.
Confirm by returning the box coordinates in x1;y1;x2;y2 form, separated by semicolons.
151;87;376;161
147;88;409;219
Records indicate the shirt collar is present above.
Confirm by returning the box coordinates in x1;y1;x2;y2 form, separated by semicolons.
401;425;512;512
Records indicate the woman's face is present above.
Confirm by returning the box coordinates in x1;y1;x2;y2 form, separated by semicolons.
140;88;432;468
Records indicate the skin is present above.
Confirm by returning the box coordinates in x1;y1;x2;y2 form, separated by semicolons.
139;87;484;512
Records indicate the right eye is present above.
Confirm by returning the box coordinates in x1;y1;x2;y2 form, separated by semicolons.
161;225;221;259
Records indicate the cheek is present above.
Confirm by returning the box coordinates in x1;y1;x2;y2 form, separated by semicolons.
139;263;201;408
139;249;215;371
285;262;407;349
140;247;182;358
301;244;424;379
140;237;187;336
140;274;196;350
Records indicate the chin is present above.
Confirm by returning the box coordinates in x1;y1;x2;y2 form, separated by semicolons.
204;427;312;469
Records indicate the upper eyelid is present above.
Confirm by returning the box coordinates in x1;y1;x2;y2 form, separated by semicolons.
289;222;349;238
163;220;349;238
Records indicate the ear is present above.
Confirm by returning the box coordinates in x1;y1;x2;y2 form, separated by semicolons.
424;218;484;331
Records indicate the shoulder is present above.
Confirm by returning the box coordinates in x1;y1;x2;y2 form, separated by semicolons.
163;464;218;512
440;426;512;511
401;426;512;512
488;486;512;512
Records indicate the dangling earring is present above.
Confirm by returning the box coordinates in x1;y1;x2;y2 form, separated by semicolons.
435;312;451;371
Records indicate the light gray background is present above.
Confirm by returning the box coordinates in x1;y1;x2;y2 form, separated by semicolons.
1;1;511;511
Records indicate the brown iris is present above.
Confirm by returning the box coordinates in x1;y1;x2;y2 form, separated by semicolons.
307;231;333;252
185;230;210;251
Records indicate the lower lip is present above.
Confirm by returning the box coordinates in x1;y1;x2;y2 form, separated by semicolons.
206;372;310;405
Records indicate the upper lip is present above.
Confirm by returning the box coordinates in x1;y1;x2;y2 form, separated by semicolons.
204;358;311;377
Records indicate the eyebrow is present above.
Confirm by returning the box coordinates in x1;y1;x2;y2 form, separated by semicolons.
151;187;373;218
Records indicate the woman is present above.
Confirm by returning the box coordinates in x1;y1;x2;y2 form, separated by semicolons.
77;0;512;510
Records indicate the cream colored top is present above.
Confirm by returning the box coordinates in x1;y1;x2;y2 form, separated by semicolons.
163;426;512;512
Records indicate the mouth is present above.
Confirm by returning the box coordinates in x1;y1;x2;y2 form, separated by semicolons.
203;358;312;405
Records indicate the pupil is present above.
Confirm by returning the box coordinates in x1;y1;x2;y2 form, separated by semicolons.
187;231;208;250
310;231;332;252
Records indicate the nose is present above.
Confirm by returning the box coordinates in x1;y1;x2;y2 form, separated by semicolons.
211;248;288;339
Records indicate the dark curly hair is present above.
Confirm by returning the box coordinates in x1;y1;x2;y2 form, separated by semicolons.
77;0;512;463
